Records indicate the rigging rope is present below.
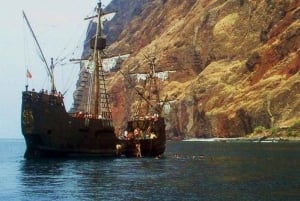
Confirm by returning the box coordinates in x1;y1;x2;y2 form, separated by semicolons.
87;65;94;114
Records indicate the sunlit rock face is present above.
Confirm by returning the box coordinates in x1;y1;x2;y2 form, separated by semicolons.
75;0;300;138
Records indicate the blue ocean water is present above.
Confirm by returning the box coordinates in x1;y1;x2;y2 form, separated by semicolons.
0;139;299;201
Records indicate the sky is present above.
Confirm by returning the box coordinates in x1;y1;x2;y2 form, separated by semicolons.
0;0;112;138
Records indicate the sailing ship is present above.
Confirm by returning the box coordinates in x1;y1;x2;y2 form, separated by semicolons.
121;56;168;157
21;1;166;158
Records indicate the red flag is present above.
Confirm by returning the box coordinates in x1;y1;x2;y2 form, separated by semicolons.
26;70;32;79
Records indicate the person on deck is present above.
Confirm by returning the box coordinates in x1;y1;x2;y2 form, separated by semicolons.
150;132;157;139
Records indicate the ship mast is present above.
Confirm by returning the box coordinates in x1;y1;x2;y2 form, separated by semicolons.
121;56;165;118
93;2;102;116
22;11;56;93
147;57;160;114
121;55;176;119
90;1;112;119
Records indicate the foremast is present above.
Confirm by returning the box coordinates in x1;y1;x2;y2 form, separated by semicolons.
23;11;56;93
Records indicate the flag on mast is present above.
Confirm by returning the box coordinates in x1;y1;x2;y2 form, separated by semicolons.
26;69;32;79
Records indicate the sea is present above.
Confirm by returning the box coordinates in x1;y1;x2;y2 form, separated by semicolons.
0;139;299;201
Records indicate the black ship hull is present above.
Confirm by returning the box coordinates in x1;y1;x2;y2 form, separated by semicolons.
21;91;166;158
123;118;166;157
123;139;165;157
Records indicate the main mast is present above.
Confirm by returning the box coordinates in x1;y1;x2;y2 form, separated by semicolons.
93;2;102;116
91;1;112;119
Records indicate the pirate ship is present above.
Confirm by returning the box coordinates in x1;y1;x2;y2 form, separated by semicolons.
21;1;167;158
121;56;169;157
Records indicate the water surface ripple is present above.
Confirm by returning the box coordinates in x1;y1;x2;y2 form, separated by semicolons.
0;139;299;200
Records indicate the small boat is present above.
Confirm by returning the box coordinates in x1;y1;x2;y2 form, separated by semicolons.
21;1;166;158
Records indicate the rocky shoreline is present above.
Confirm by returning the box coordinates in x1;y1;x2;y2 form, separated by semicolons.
182;126;300;142
182;136;300;142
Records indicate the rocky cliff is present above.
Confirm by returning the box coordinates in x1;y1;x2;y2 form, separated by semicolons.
104;0;150;44
75;0;300;139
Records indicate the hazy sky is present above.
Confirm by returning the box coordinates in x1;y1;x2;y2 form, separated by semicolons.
0;0;112;138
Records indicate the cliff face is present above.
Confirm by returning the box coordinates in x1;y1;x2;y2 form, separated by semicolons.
77;0;300;138
103;0;150;44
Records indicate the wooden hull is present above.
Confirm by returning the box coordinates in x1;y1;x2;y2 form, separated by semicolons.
21;91;166;158
123;139;165;157
123;118;166;157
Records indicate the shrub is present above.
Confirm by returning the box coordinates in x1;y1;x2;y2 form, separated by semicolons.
254;126;266;133
246;52;261;72
287;128;295;137
293;120;300;128
271;127;278;135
